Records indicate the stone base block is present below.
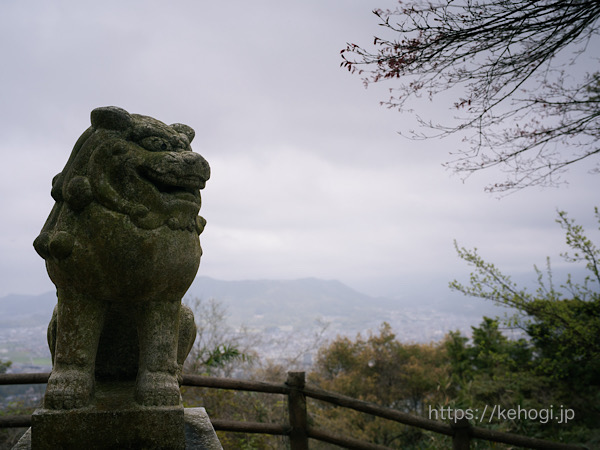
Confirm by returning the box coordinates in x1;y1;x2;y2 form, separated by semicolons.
31;381;185;450
13;383;223;450
14;408;223;450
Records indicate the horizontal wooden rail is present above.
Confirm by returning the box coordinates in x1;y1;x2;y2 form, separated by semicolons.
182;373;289;395
470;426;584;450
308;427;392;450
210;419;289;436
0;415;32;428
303;385;453;436
0;372;50;385
0;372;588;449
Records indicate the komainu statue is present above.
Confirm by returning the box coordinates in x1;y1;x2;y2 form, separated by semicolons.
33;106;210;409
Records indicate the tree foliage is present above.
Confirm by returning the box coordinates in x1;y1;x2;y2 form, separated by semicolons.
0;359;10;374
182;298;286;448
342;0;600;192
442;320;563;441
309;318;597;447
450;208;600;441
309;323;453;448
450;209;600;381
184;298;256;377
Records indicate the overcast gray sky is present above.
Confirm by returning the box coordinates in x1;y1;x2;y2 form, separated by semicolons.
1;0;598;302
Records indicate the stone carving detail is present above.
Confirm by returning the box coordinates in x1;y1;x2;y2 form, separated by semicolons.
33;106;210;409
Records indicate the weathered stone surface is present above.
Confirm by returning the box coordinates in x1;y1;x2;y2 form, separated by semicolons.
184;408;224;450
11;429;31;450
33;106;210;411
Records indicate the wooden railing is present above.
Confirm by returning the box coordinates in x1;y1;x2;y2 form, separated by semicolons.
0;372;588;450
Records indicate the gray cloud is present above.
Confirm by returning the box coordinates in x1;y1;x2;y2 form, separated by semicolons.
1;0;598;301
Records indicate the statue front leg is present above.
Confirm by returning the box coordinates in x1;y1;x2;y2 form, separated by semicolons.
44;289;107;409
135;299;181;406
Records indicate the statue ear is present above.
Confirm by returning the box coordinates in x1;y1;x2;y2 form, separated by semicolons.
91;106;133;131
170;123;195;143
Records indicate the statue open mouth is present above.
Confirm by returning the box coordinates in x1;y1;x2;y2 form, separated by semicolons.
142;168;203;205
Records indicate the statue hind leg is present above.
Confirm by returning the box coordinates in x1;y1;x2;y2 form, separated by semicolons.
47;305;57;365
176;303;197;384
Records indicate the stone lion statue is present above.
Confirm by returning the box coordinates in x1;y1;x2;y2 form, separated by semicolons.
33;106;210;409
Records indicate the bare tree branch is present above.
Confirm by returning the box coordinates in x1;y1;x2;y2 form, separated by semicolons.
342;0;600;193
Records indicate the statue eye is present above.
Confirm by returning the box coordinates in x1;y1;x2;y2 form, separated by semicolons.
139;136;171;152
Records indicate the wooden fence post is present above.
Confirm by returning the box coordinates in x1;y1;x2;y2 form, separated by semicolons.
287;371;308;450
451;416;471;450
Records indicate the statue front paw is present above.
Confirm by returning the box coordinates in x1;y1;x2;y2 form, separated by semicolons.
44;369;94;409
135;371;181;406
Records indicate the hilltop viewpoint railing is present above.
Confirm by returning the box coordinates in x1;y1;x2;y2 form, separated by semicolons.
0;371;588;450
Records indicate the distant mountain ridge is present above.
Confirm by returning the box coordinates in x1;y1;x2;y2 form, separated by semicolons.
0;277;409;336
0;277;390;325
0;277;499;342
186;276;399;330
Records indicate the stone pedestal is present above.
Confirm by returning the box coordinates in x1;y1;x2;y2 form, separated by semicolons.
13;382;222;450
13;389;222;449
32;382;185;449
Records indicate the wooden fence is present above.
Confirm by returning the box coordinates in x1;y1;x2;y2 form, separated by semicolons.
0;371;587;450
